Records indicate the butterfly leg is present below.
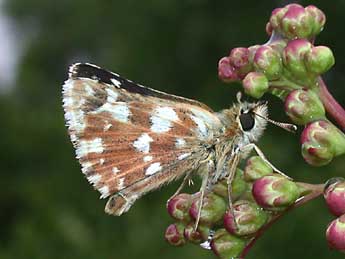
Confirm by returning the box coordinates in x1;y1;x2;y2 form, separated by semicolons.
240;143;292;180
194;159;214;231
168;170;194;203
226;153;240;230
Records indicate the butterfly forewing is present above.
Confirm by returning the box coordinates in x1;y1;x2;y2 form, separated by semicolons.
63;63;223;208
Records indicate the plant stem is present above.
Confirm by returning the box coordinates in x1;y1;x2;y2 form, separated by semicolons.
317;77;345;131
239;183;324;259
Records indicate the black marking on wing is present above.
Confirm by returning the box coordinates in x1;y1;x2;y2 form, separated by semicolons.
69;63;213;111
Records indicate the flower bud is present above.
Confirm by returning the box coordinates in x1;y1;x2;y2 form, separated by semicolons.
305;5;326;36
244;156;273;182
223;200;268;237
324;178;345;217
212;169;247;201
283;39;312;78
167;193;192;222
301;120;345;166
285;89;325;125
184;223;209;243
280;4;313;39
253;46;282;80
326;215;345;253
252;175;300;210
268;4;325;39
229;47;252;78
165;223;186;246
189;193;227;226
210;229;246;259
242;72;269;99
218;57;240;82
305;46;335;75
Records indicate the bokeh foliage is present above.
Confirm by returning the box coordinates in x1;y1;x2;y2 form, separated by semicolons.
1;0;345;258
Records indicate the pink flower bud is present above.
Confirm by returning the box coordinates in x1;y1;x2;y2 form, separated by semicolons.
326;215;345;253
183;223;209;244
283;39;312;78
223;200;268;237
167;193;192;222
218;57;240;82
324;178;345;217
165;223;186;246
189;193;227;226
253;45;282;80
210;229;246;259
252;175;300;210
305;5;326;36
301;120;345;166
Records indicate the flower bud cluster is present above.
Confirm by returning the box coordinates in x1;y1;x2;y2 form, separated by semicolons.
165;156;302;258
218;3;345;167
324;178;345;253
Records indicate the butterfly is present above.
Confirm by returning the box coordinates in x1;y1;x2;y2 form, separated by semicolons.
62;63;295;226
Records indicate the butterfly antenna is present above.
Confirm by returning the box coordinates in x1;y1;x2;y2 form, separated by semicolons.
254;112;297;133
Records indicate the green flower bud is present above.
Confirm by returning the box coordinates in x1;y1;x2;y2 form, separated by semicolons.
283;39;312;78
301;120;345;166
281;4;313;39
244;156;273;182
184;223;210;244
213;168;247;201
253;46;282;80
210;229;246;259
305;46;335;75
252;175;300;210
285;89;325;125
167;193;192;222
223;200;268;237
305;5;326;36
189;193;227;226
242;72;269;98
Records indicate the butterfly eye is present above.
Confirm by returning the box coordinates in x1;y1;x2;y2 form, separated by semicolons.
239;112;255;131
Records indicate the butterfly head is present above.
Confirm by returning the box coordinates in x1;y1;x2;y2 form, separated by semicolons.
237;101;268;142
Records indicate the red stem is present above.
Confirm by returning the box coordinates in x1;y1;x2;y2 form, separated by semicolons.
318;77;345;131
239;183;324;259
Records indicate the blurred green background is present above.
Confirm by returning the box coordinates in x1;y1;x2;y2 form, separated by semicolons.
1;0;345;258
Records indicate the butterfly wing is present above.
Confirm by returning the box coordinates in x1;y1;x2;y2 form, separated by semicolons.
63;63;223;215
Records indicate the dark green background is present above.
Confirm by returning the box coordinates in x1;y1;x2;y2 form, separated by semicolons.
1;1;345;258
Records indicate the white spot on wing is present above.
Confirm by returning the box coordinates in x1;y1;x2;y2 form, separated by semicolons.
118;177;125;190
104;123;112;131
175;138;186;148
143;155;153;162
84;83;95;96
88;174;101;185
99;158;105;165
111;78;121;88
76;138;104;158
81;162;93;174
150;106;179;133
133;133;153;154
99;185;110;199
96;103;130;123
106;88;119;103
190;115;208;138
178;153;191;160
112;167;120;174
146;162;162;175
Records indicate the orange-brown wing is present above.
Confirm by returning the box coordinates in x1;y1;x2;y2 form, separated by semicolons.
63;63;223;203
